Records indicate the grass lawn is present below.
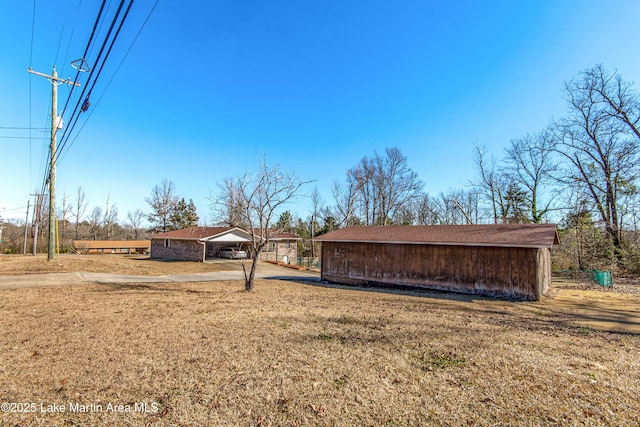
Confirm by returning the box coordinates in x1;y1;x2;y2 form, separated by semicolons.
0;255;639;426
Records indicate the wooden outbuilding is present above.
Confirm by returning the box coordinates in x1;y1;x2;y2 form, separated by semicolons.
314;224;559;300
73;240;151;255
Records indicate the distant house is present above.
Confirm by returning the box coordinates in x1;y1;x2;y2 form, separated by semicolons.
150;226;299;263
314;224;559;301
73;240;151;255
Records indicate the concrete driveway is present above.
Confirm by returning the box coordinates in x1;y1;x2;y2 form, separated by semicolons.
0;263;320;290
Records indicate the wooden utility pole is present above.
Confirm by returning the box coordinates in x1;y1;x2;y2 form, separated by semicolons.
28;66;80;260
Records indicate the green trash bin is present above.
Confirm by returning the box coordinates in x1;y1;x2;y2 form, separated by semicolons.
593;270;613;287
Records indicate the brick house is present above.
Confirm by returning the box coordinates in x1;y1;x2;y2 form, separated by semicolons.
150;226;299;263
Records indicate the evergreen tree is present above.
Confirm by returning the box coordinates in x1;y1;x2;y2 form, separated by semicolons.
170;198;199;229
276;210;293;232
185;199;200;227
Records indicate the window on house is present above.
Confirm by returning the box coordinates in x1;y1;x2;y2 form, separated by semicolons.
264;241;276;252
164;239;170;248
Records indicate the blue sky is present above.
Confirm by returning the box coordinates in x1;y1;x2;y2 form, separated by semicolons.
1;0;640;225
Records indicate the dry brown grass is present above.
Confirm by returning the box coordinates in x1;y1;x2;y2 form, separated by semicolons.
1;256;639;426
0;254;235;275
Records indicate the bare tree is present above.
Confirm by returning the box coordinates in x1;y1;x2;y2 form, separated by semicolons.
347;157;375;224
146;179;178;233
432;192;458;224
392;202;417;225
329;179;358;227
103;193;118;240
308;186;323;257
504;128;559;223
126;209;146;239
87;207;103;240
59;191;73;243
346;147;423;225
555;65;640;249
427;189;479;225
584;64;640;140
215;177;247;228
211;155;311;291
472;144;507;223
74;186;88;239
450;189;481;224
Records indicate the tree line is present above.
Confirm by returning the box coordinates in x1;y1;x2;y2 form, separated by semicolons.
0;181;200;254
288;65;640;273
2;64;639;275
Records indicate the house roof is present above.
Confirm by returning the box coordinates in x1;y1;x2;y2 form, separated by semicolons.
153;227;238;240
269;231;300;240
313;224;559;248
73;240;151;249
152;227;300;241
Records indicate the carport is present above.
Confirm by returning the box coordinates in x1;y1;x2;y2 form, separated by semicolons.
201;229;251;260
151;227;252;262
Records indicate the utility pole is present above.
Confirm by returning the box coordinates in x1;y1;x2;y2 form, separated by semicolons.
28;66;80;260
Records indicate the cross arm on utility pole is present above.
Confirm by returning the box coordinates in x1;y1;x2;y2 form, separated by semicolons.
27;67;81;87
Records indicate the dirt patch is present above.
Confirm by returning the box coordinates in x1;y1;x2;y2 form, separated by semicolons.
1;255;639;425
541;278;640;334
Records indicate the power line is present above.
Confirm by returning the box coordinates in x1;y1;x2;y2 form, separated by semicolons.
0;204;30;213
55;0;134;163
56;0;108;132
35;0;109;200
0;136;47;140
60;29;75;80
57;0;160;164
54;26;65;65
29;0;36;192
36;108;51;199
29;0;36;67
0;126;48;130
37;0;159;195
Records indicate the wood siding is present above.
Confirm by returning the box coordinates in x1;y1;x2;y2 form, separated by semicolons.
321;242;549;300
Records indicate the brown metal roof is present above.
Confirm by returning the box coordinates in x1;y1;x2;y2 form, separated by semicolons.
152;227;300;241
73;240;151;249
269;231;300;240
153;227;236;240
313;224;559;248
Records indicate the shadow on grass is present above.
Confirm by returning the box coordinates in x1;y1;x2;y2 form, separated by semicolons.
295;279;491;303
88;281;231;295
88;274;639;336
287;281;640;337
